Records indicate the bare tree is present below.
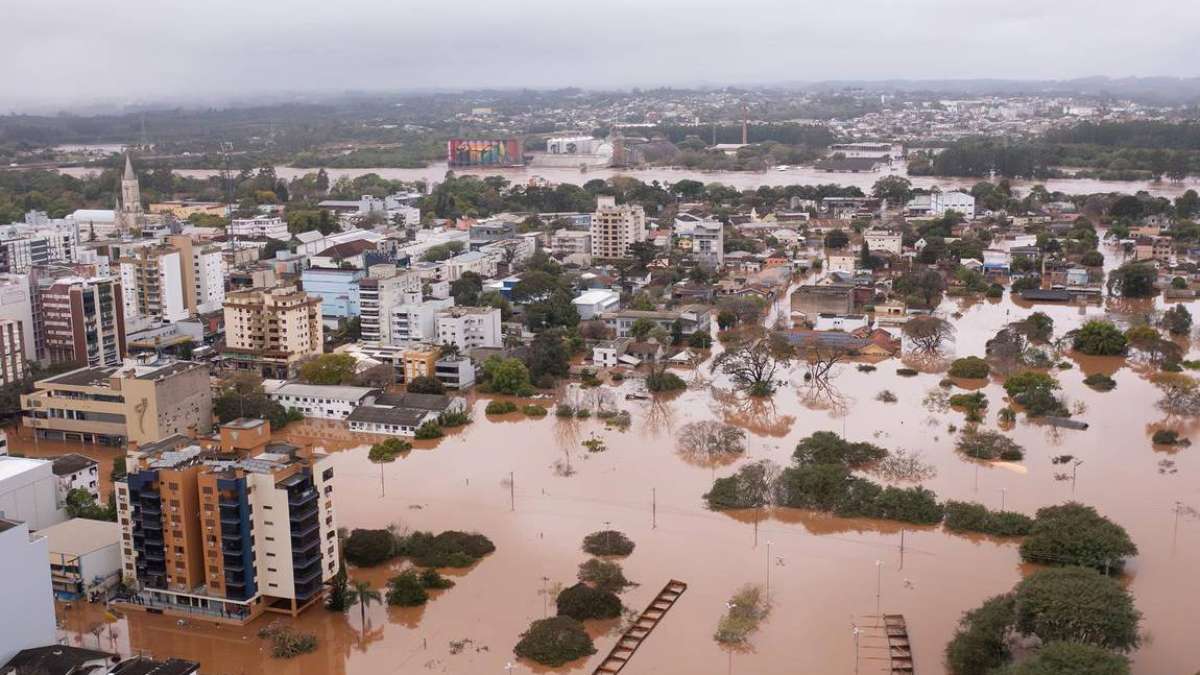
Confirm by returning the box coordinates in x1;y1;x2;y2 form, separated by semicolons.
677;421;747;473
711;340;789;397
903;315;955;354
789;334;852;382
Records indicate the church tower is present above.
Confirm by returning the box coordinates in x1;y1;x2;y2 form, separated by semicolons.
118;153;143;232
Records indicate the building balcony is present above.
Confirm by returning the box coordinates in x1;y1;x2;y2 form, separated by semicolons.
289;503;319;523
287;488;317;507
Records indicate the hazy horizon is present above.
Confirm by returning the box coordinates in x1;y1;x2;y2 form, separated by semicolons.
4;0;1200;112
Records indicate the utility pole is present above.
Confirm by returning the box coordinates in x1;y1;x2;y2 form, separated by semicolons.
766;541;772;595
652;488;656;529
874;560;883;619
509;471;515;511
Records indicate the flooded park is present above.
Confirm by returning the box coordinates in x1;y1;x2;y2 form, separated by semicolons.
12;238;1197;675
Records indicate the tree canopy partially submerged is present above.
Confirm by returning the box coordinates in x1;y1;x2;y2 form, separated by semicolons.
513;617;596;666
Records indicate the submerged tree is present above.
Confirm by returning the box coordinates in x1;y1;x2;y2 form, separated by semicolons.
677;421;747;470
711;340;787;396
703;460;780;510
903;315;955;354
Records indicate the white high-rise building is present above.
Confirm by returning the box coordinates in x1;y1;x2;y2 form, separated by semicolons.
118;244;188;330
590;195;646;259
0;273;35;363
359;267;422;345
391;294;455;345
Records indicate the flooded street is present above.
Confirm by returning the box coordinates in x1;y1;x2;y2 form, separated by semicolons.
31;283;1200;674
59;162;1200;198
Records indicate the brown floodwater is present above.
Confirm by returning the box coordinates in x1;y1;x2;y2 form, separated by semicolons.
40;249;1200;675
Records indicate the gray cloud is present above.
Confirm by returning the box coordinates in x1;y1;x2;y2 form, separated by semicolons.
3;0;1199;110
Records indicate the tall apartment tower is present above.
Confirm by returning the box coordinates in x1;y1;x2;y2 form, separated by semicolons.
590;195;647;260
222;285;323;378
0;318;27;386
165;235;226;315
358;266;421;345
36;275;126;367
118;244;189;330
115;421;338;623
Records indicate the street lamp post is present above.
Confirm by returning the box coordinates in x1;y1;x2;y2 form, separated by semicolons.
766;541;772;594
875;560;882;618
1000;487;1007;512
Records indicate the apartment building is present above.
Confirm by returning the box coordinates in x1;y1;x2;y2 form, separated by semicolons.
228;216;288;240
114;421;338;623
118;244;189;330
391;294;455;344
165;235;226;315
672;215;724;265
358;266;421;345
0;274;35;363
222;286;323;378
590;195;647;259
550;229;591;259
435;306;502;351
0;318;26;386
21;355;212;446
35;275;126;367
0;213;80;274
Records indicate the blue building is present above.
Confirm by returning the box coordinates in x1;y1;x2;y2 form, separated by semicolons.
301;268;365;325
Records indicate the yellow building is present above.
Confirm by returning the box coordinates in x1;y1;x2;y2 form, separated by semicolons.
149;201;227;219
403;345;440;382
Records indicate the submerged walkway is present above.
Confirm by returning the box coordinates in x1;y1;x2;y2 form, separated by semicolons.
592;579;687;675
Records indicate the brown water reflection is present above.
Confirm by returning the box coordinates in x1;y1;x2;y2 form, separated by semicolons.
37;274;1200;674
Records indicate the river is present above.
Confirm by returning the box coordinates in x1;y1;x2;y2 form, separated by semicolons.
59;161;1200;198
26;247;1200;675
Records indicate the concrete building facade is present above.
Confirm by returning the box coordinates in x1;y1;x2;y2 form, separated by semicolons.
590;196;647;259
22;356;213;446
115;426;339;623
222;286;323;378
0;518;57;663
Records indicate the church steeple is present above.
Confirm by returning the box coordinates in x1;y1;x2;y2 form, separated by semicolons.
118;152;143;233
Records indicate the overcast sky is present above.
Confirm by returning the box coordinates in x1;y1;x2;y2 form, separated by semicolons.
4;0;1199;111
